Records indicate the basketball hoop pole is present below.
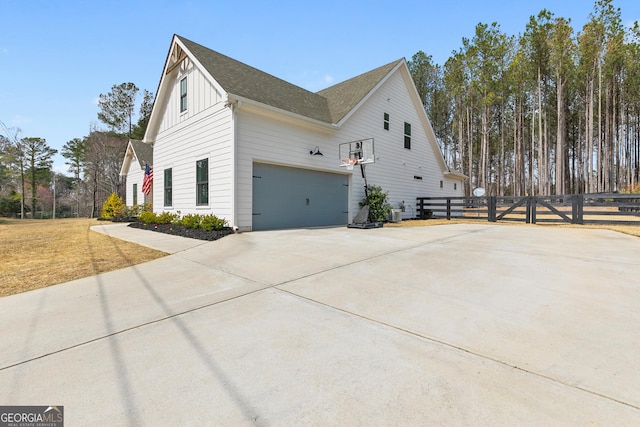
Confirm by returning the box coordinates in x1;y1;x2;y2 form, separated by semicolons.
341;139;382;229
361;163;369;199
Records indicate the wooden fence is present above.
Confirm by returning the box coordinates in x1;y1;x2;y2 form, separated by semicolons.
416;194;640;225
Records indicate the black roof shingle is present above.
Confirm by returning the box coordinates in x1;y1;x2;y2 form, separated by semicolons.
176;35;402;125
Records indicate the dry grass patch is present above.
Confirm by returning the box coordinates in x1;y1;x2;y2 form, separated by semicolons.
0;218;167;297
387;217;640;238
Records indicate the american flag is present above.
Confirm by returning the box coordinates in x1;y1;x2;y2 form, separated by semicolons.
142;164;153;195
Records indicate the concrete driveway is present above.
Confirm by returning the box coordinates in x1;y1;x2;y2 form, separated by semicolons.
1;223;639;425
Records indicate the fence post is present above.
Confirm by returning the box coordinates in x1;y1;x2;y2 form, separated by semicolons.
446;198;451;220
525;197;531;224
488;196;497;222
576;194;584;224
531;197;537;224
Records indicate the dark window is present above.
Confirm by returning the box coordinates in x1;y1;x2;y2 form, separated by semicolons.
440;180;443;188
404;122;411;149
196;158;208;205
133;183;137;206
454;183;457;190
180;77;187;113
164;168;172;207
384;112;390;130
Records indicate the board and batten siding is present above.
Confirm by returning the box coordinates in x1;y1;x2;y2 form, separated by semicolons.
151;61;234;223
124;156;145;207
336;67;462;219
158;60;225;134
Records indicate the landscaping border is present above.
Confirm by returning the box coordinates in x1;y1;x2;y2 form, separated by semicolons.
128;221;234;241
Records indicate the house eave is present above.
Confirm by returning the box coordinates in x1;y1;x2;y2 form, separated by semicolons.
228;94;339;132
334;60;405;127
444;170;467;180
119;145;134;177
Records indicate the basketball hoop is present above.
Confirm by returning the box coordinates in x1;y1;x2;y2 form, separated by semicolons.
341;158;358;170
339;139;375;169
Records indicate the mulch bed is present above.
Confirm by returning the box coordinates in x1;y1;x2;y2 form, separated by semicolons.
128;222;235;241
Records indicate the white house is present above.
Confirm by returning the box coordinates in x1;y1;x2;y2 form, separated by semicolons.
119;139;153;207
125;34;464;231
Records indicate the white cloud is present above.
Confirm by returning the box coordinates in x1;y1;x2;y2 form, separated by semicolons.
11;115;32;127
53;162;69;175
292;71;337;91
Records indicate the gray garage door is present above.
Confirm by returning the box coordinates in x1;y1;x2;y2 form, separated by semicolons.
252;163;348;230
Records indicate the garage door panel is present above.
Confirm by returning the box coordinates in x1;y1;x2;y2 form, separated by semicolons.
253;163;348;230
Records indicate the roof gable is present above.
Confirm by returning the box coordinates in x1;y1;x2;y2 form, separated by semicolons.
143;36;459;176
146;35;413;136
119;139;153;177
317;59;404;124
177;36;333;123
130;139;153;168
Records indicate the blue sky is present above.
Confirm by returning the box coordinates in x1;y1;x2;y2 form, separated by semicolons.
2;0;640;175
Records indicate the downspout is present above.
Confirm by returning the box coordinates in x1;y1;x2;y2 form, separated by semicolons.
226;97;241;230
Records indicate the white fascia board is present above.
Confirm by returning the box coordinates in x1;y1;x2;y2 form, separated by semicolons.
144;35;229;142
228;94;338;133
173;37;227;96
444;170;467;180
398;62;451;174
144;35;178;143
119;142;135;177
334;60;405;127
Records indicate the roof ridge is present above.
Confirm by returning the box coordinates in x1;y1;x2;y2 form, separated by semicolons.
317;59;404;94
174;35;402;125
176;35;324;100
176;35;332;123
317;58;404;123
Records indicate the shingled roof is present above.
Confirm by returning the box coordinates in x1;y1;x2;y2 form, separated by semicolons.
317;59;403;123
177;35;402;126
130;140;153;168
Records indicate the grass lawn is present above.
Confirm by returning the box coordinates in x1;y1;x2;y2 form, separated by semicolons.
0;218;167;297
2;216;637;299
388;217;640;238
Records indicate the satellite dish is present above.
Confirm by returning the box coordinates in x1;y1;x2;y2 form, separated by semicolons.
473;187;486;197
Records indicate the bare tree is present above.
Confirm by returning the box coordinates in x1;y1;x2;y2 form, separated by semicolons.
83;131;127;217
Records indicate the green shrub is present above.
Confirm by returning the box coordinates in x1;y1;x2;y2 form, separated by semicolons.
157;211;179;224
0;191;22;217
200;214;227;231
101;193;125;219
138;211;179;224
137;211;228;231
138;211;159;224
359;185;392;222
179;213;201;229
113;204;145;221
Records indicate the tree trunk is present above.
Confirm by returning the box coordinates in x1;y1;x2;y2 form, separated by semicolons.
555;72;564;195
586;77;594;193
537;67;544;196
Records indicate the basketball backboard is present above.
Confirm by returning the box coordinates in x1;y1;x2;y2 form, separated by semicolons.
339;138;375;169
